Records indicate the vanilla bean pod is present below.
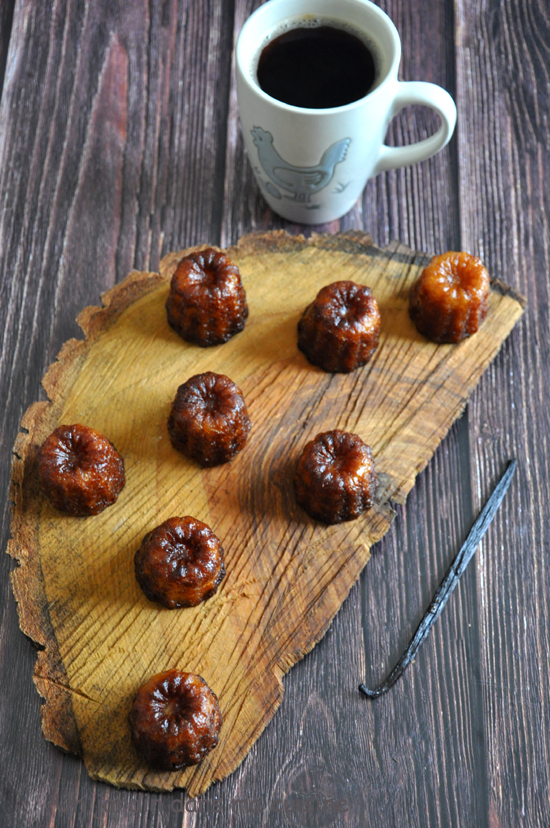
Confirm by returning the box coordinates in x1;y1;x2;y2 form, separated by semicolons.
359;459;517;700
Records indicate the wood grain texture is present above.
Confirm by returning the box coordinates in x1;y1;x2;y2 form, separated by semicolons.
456;1;550;826
0;0;15;101
0;0;546;825
9;230;523;797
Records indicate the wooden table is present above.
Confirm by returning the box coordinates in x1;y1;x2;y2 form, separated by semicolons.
0;1;547;826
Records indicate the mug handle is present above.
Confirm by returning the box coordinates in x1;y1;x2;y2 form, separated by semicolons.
373;81;457;174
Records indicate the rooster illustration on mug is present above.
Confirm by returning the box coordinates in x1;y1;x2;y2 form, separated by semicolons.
251;127;351;205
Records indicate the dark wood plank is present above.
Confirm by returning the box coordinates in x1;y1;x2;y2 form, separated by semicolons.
456;0;550;825
216;3;495;828
0;0;234;825
0;0;15;100
345;8;490;825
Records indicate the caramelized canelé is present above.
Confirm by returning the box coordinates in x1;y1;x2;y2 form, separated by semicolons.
166;248;248;347
129;669;222;770
38;424;125;516
294;429;377;524
409;251;490;343
298;280;380;373
134;516;225;609
168;371;251;467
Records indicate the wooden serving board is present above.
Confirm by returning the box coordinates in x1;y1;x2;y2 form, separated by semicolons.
8;231;524;795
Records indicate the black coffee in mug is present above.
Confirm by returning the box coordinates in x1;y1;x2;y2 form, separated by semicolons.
257;22;377;109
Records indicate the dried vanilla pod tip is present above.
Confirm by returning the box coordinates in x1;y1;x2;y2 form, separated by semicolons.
38;423;125;516
360;460;517;699
129;669;222;770
298;280;381;373
168;371;251;467
134;516;226;609
409;251;490;343
294;429;376;524
166;247;248;347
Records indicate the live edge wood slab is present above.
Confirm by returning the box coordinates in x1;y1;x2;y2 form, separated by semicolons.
7;230;524;796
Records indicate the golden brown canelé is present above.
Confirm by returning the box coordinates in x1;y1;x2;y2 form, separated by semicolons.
166;247;248;347
297;280;381;373
409;251;490;343
168;371;251;467
38;424;125;516
294;429;376;524
134;516;225;609
129;669;222;770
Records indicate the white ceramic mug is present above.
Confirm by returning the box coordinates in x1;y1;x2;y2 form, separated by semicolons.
236;0;457;224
